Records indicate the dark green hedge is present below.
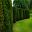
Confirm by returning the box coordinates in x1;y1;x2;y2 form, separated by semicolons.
2;0;13;32
13;7;30;23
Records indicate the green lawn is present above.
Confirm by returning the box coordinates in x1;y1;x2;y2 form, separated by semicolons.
13;17;32;32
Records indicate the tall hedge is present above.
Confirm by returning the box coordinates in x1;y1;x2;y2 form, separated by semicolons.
0;0;4;32
2;0;13;32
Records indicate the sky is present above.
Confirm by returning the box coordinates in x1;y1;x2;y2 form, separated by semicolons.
11;0;14;6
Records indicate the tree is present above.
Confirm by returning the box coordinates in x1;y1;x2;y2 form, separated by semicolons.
13;0;30;21
2;0;13;32
29;0;32;9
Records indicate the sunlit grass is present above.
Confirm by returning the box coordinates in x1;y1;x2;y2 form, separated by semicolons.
13;17;32;32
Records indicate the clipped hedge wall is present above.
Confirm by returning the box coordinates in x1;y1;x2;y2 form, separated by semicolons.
13;7;30;23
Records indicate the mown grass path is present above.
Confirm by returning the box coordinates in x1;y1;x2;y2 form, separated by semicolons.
13;16;32;32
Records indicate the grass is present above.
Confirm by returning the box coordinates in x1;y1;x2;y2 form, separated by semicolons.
13;17;32;32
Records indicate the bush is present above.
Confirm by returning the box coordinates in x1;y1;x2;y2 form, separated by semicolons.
23;9;30;19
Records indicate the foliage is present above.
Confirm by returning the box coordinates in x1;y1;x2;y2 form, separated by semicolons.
13;0;30;8
0;0;4;32
29;0;32;9
13;0;30;22
2;0;13;32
